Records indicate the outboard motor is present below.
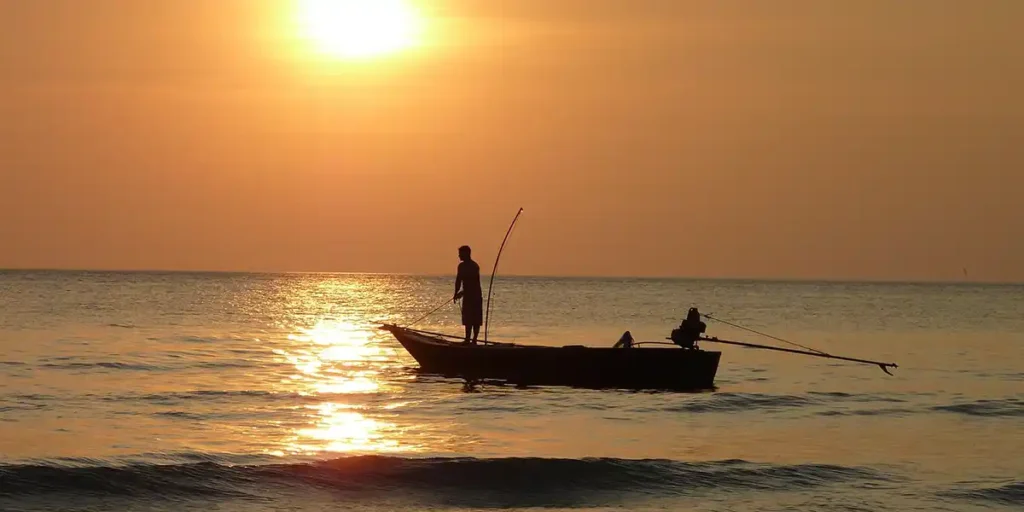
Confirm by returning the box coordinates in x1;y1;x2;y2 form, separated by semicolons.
670;307;706;349
614;331;635;349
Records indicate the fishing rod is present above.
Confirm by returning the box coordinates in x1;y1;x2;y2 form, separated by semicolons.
484;207;524;342
405;295;457;328
697;336;899;376
404;207;523;334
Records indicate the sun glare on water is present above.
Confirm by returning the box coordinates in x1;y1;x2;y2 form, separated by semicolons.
297;0;424;60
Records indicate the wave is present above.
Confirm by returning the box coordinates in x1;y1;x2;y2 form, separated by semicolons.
807;391;907;404
646;393;817;413
627;392;912;415
816;407;915;417
940;481;1024;506
103;390;338;405
36;360;270;372
0;403;48;414
194;360;267;369
65;389;923;416
153;411;209;420
932;398;1024;417
0;455;890;506
40;361;164;371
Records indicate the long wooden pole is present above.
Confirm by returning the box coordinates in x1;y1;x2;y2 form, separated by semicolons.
484;208;523;342
698;336;899;375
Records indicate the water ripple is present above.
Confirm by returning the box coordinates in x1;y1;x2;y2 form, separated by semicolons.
932;398;1024;417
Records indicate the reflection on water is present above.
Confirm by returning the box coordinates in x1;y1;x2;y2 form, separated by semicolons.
315;373;381;394
295;403;409;454
274;317;420;455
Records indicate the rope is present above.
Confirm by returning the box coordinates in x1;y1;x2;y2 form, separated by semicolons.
703;313;830;356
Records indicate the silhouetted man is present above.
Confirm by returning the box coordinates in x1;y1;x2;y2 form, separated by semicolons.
453;245;482;344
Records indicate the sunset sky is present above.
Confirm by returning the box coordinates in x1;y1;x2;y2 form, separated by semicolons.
2;1;1021;281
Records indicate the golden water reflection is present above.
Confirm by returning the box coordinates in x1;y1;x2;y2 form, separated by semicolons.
274;318;421;455
294;403;409;453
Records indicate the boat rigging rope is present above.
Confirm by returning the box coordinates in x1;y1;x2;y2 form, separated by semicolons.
702;313;830;356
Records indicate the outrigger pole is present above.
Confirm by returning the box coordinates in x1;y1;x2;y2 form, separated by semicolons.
697;336;899;376
694;313;898;375
484;207;524;343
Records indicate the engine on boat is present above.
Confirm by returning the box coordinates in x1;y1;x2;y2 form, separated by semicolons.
613;331;635;348
670;307;706;349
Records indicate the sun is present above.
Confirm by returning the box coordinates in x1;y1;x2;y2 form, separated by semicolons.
297;0;423;60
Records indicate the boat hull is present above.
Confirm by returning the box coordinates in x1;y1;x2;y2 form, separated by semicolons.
382;325;721;391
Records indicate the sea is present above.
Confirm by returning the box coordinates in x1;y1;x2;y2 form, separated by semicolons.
0;270;1021;511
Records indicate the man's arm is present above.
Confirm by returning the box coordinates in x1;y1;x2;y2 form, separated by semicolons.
453;263;464;301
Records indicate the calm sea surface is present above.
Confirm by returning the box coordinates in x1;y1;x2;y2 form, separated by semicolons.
0;270;1021;511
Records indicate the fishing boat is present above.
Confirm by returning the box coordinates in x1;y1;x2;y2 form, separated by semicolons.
380;310;898;391
380;323;723;391
384;207;898;391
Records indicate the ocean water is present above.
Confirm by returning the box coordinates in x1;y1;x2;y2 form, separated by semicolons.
0;270;1021;511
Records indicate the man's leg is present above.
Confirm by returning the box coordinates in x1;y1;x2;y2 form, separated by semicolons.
471;325;480;344
464;325;472;344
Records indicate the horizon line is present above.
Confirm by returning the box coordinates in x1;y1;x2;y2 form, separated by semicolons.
0;266;1019;286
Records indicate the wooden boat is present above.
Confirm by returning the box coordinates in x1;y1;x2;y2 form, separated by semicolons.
384;209;897;391
380;308;898;391
379;324;723;391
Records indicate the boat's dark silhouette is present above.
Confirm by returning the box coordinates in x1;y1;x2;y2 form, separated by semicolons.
380;324;722;391
386;208;897;391
380;306;898;391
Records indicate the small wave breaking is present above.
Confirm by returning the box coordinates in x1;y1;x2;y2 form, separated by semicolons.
0;455;889;506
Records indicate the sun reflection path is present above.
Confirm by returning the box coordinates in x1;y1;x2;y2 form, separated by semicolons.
294;403;410;453
273;318;422;456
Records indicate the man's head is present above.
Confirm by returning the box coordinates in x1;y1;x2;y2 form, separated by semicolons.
458;245;471;261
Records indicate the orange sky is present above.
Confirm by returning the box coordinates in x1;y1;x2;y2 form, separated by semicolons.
1;1;1022;281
